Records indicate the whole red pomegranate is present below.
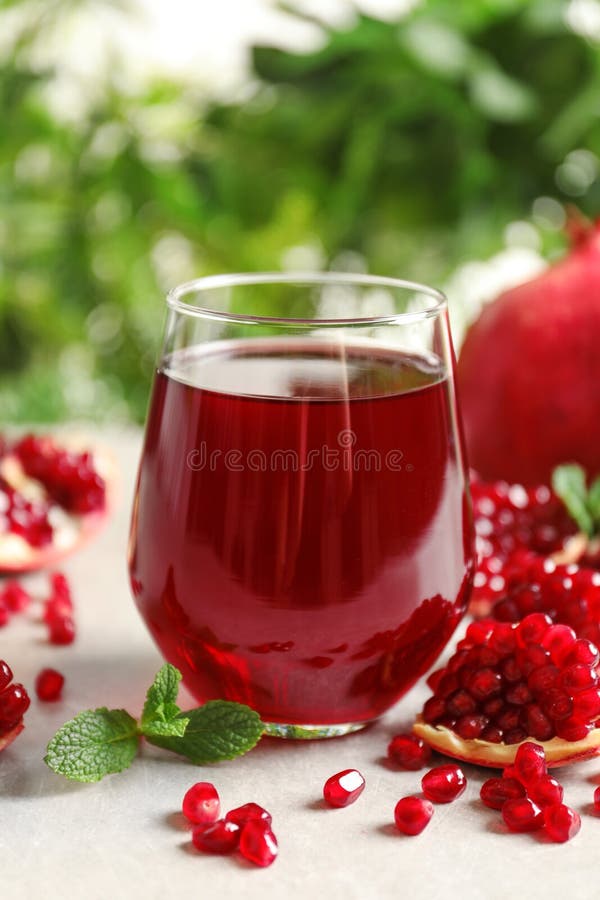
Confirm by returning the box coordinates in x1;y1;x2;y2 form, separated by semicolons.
458;216;600;485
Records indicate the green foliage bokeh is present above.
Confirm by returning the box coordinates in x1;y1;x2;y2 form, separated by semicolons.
1;0;600;422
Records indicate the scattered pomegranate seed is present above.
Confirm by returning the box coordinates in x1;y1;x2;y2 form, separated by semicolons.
421;765;466;804
225;803;272;828
182;782;220;825
480;777;525;810
48;616;76;645
594;786;600;810
543;804;581;843
35;668;64;702
0;661;12;692
502;797;544;833
239;819;278;867
323;769;366;808
0;601;9;628
1;581;31;613
387;733;431;770
393;797;434;835
192;820;240;854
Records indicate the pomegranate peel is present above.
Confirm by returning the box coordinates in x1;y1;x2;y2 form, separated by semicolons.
413;717;600;768
0;434;117;574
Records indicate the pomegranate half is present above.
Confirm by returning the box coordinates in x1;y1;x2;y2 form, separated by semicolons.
0;434;116;574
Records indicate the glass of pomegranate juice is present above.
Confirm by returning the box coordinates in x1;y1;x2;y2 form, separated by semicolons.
128;274;474;737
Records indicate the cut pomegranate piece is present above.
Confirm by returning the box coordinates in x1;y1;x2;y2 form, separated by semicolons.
413;618;600;767
35;668;65;702
323;769;365;808
387;733;431;770
421;765;466;803
543;804;581;843
182;782;220;825
0;661;30;751
225;803;272;828
0;434;116;574
192;820;240;854
393;797;434;835
238;820;278;867
470;476;576;615
502;797;544;833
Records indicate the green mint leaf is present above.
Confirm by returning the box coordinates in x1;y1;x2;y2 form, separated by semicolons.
588;476;600;527
552;464;594;537
141;663;182;730
146;700;264;764
142;717;190;739
44;709;140;783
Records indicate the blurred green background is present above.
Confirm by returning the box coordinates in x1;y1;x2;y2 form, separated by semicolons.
2;0;600;423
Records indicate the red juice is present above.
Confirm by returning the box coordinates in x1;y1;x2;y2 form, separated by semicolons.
129;340;473;727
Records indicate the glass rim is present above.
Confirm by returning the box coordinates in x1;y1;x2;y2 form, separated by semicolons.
166;272;447;327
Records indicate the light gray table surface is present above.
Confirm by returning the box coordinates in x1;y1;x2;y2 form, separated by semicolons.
1;428;599;900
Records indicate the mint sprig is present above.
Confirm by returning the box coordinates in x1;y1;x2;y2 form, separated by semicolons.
44;664;265;783
552;464;600;538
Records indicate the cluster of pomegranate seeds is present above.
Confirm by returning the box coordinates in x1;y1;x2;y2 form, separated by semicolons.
482;743;581;842
15;435;106;515
492;558;600;647
43;573;76;645
0;660;30;747
0;475;53;548
323;769;366;808
423;615;600;744
183;784;277;867
387;733;431;770
471;477;576;611
35;668;65;702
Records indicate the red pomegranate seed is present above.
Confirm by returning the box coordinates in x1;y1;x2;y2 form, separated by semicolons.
48;616;76;645
528;775;563;808
513;742;546;785
594;786;600;810
1;581;31;613
516;613;553;647
225;803;272;828
323;769;365;808
555;717;593;741
0;601;9;628
387;734;431;770
571;687;600;721
0;683;30;729
502;797;544;833
467;667;502;700
192;820;239;854
480;777;525;810
239;819;278;867
565;639;600;668
542;625;577;664
35;668;64;702
394;796;434;835
182;782;220;825
0;661;13;692
561;664;598;692
544;804;581;843
421;765;466;803
455;714;488;739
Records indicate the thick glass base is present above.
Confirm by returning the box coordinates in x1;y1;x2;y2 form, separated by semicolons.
264;721;370;740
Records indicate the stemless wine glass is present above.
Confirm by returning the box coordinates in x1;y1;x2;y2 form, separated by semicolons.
128;273;474;738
